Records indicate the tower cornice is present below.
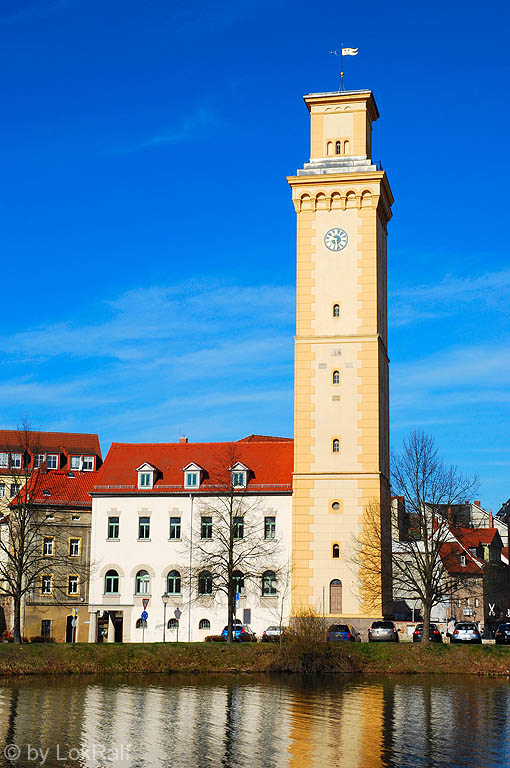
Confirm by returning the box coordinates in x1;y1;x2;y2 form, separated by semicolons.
287;170;393;224
303;89;379;123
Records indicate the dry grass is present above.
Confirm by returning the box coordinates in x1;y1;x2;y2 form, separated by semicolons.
1;641;510;677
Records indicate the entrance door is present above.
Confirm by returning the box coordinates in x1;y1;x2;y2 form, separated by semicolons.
97;615;108;643
65;615;74;643
113;616;123;643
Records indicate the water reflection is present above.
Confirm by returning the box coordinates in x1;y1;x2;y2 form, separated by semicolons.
0;675;509;767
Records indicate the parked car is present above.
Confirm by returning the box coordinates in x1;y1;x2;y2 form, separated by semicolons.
326;624;361;643
451;622;482;644
495;623;510;644
412;623;443;643
368;620;399;643
221;624;257;642
261;625;286;642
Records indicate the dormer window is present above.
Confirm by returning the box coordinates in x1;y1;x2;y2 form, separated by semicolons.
34;453;59;470
230;462;249;488
183;463;203;490
136;463;157;490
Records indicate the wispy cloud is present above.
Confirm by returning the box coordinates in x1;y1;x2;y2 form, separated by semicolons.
0;281;295;443
117;108;219;154
390;269;510;327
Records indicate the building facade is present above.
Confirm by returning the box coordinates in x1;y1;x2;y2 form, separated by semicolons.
88;437;293;642
21;470;97;642
288;89;393;627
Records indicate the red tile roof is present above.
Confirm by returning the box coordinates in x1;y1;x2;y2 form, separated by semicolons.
439;542;483;575
238;435;293;442
12;469;97;508
93;438;294;494
450;527;500;548
0;430;101;457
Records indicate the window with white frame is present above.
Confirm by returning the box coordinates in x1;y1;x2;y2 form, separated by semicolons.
0;484;4;498
0;453;8;468
107;516;119;539
69;538;80;557
185;471;199;488
46;454;58;470
41;575;53;595
135;570;150;594
10;453;22;469
233;517;244;539
230;463;248;488
43;537;54;556
460;555;466;567
232;471;247;488
139;472;152;488
169;517;181;540
33;454;45;468
264;516;276;540
262;570;277;596
138;516;150;539
70;456;81;469
68;575;79;595
183;463;202;489
167;570;181;594
10;484;19;498
136;463;156;489
82;456;95;471
104;569;119;594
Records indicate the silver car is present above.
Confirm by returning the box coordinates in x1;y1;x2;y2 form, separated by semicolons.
451;622;482;644
368;620;399;642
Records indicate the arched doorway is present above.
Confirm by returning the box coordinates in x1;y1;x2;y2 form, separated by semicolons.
330;579;342;613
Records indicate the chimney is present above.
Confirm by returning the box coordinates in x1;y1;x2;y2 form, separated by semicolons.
179;436;188;444
474;500;481;508
489;510;494;528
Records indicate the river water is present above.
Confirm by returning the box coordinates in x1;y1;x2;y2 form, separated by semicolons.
0;674;509;767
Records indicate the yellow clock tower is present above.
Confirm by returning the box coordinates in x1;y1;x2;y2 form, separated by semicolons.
288;89;393;627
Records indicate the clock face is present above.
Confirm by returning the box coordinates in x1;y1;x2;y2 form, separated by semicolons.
324;228;348;252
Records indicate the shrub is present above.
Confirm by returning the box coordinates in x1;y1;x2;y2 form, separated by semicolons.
30;635;55;644
204;635;226;643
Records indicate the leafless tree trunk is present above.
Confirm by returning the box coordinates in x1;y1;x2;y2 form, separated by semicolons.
185;445;281;643
354;430;478;644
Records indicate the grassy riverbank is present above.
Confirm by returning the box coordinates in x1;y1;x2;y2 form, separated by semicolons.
2;641;510;677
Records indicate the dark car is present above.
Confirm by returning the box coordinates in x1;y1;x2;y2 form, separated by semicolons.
368;620;399;643
327;624;361;642
451;622;482;644
495;623;510;644
412;623;443;643
221;624;257;642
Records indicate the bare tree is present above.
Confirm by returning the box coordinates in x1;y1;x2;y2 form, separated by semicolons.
0;422;89;642
186;445;281;643
355;430;478;644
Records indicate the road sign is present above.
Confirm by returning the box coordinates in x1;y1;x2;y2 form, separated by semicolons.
142;598;150;610
235;593;240;602
141;610;149;621
71;607;78;616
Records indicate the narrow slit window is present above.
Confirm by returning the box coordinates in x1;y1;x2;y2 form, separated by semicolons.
332;439;340;453
335;141;342;155
333;304;340;318
332;370;340;385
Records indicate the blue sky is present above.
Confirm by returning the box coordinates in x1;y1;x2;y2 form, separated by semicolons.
1;0;509;511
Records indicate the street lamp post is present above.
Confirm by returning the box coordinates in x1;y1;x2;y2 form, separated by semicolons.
162;593;169;642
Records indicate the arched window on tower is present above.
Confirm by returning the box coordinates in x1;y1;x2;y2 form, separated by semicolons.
332;370;340;385
333;304;340;318
332;544;340;559
335;141;342;155
332;439;340;453
330;579;343;612
344;140;350;154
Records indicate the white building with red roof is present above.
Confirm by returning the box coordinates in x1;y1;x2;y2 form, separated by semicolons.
88;436;293;643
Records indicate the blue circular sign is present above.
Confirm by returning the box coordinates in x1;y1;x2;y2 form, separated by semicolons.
141;610;148;621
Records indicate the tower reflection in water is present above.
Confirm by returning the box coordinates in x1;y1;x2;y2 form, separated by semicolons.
0;676;509;767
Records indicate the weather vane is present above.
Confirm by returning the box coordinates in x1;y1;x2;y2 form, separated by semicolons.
329;44;359;91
